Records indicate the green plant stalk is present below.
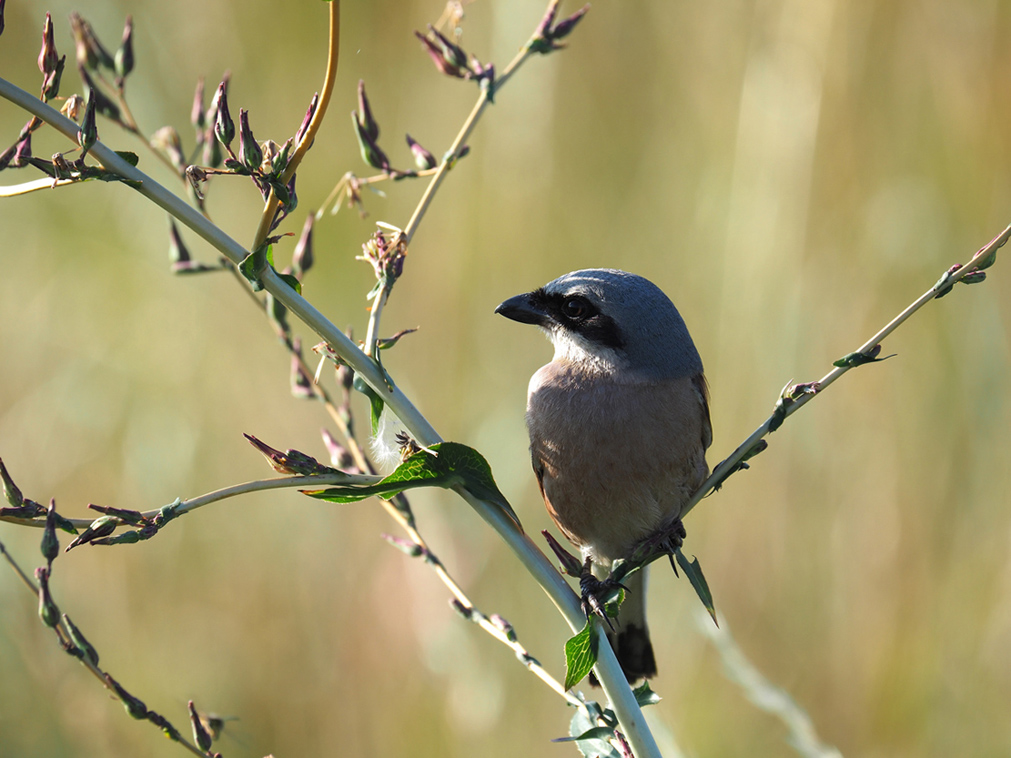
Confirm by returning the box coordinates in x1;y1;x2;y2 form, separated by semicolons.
250;0;340;253
364;38;535;359
0;76;660;758
2;473;379;531
401;39;532;246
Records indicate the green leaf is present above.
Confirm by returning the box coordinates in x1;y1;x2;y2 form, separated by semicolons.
564;703;620;758
553;727;616;744
114;151;139;166
632;680;661;707
564;620;599;691
238;243;273;291
303;442;520;527
351;373;386;435
676;548;717;625
369;389;384;436
277;272;302;295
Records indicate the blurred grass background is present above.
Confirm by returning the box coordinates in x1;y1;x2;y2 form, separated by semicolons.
2;0;1011;756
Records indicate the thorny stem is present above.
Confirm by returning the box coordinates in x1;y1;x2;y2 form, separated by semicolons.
249;0;340;253
680;222;1011;522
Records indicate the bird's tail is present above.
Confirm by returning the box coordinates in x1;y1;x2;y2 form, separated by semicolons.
610;569;656;681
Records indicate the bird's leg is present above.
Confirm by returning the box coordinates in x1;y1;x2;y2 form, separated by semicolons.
627;517;687;567
579;557;629;631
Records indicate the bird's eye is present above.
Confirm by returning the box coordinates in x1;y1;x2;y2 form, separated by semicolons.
561;297;590;320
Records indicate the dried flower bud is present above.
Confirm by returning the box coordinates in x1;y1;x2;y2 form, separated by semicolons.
11;132;33;168
356;80;379;142
961;269;987;285
490;614;517;642
35;567;60;628
269;138;292;176
188;702;213;752
66;515;118;551
531;2;590;53
428;25;468;70
238;109;261;171
535;1;558;41
104;673;148;719
168;220;192;271
114;15;134;82
212;76;234;147
383;533;424;558
351;111;389;170
292;214;314;278
42;57;66;102
69;13;115;71
289;338;313;399
151;126;184;171
38;15;66;102
321;428;356;471
41;498;60;566
61;94;84;121
296;92;318;147
62;613;99;666
78;88;98;157
405;134;436;170
38;13;59;75
550;5;589;41
203;130;222;168
281;175;297;216
191;77;205;129
415;31;467;78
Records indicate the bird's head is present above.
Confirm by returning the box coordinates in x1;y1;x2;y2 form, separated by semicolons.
495;269;702;380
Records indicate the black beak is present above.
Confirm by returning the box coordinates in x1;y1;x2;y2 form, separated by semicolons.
495;293;548;326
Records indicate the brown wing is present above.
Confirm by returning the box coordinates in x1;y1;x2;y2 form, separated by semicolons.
692;372;713;452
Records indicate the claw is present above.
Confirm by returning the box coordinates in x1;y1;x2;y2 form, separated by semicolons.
579;557;628;630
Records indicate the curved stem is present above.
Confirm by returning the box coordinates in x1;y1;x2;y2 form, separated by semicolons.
250;0;340;252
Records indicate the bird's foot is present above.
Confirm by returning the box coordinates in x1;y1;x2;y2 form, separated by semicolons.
579;557;629;631
627;517;687;567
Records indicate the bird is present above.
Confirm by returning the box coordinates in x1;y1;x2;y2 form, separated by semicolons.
496;269;712;681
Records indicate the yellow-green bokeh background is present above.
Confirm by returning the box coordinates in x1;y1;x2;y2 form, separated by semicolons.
3;1;1011;756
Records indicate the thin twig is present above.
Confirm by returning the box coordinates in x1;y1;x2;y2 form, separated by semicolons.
1;472;378;531
249;0;341;253
681;222;1010;521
